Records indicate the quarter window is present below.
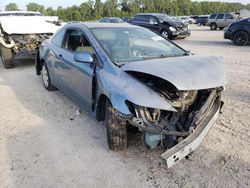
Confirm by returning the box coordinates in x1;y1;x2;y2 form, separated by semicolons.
225;14;234;19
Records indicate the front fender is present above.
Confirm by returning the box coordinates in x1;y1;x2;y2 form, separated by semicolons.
96;68;177;116
109;92;131;115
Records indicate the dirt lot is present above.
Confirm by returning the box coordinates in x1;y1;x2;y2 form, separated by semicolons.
0;25;249;188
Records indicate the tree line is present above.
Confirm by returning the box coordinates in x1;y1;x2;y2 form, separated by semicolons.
4;0;250;21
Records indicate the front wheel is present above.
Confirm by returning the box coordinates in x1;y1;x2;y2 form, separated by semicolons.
210;23;217;30
41;63;56;91
104;100;128;150
0;46;14;69
160;30;169;39
233;31;249;46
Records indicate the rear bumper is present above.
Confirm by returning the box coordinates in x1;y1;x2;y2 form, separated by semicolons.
161;98;221;168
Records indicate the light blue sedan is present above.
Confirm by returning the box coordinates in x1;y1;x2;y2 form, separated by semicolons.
36;22;227;168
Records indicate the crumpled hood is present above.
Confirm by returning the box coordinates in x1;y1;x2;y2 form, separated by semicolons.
0;16;61;34
121;55;227;90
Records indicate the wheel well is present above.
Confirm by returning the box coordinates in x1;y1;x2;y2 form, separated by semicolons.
233;30;248;36
211;22;217;26
96;94;109;121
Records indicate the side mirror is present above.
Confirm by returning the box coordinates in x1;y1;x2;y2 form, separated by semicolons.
73;51;94;63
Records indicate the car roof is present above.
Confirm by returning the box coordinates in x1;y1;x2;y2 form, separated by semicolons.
0;11;41;15
135;13;167;17
68;21;141;29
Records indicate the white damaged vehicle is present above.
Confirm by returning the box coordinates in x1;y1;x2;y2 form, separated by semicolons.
0;11;61;68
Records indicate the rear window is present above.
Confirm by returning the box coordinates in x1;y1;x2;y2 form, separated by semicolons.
216;14;224;19
209;14;217;19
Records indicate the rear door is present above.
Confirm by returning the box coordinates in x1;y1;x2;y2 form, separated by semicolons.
132;15;149;28
216;13;225;28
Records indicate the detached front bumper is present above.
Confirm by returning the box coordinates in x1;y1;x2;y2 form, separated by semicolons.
161;97;221;168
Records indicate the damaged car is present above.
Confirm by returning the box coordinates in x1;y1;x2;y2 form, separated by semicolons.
36;22;227;168
0;11;61;68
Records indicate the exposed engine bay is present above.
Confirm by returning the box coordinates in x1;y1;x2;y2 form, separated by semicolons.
127;72;222;150
9;34;52;53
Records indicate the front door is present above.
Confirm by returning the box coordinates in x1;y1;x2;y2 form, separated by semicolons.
57;29;95;110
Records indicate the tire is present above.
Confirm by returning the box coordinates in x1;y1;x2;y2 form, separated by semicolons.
160;30;169;39
219;27;224;30
41;63;56;91
210;23;217;30
104;100;128;150
233;31;249;46
0;45;14;69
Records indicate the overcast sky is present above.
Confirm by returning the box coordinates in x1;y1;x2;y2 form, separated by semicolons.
0;0;249;11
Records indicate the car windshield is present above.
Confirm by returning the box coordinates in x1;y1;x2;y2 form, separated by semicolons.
156;15;175;23
90;27;187;65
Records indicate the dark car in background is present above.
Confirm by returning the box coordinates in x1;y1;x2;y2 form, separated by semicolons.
99;17;124;23
122;17;133;23
224;18;250;46
131;13;190;39
195;16;209;26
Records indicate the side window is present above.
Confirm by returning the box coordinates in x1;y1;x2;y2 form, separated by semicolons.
216;14;224;20
51;30;65;47
149;16;158;25
209;14;217;19
134;15;149;23
225;14;234;19
134;15;142;21
63;29;94;54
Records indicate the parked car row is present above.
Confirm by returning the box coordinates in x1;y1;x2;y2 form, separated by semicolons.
0;10;228;168
100;13;191;40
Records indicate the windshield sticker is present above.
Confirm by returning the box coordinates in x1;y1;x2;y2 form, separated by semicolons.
151;36;164;41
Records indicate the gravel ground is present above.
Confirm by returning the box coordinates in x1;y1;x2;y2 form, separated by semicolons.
0;25;249;188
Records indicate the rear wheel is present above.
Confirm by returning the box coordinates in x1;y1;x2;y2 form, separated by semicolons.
210;23;217;30
219;27;224;30
0;46;14;69
104;100;128;150
233;31;249;46
41;63;57;91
